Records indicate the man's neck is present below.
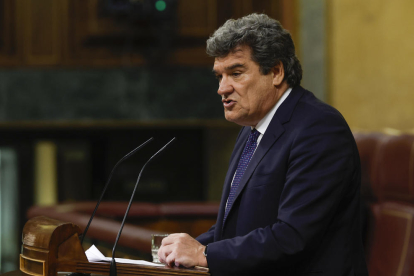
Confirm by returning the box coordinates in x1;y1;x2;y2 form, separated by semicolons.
254;87;292;133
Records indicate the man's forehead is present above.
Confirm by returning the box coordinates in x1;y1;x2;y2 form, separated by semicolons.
213;46;252;70
219;46;250;60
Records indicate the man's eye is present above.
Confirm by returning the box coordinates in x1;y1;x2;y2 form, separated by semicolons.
232;72;241;77
216;75;222;81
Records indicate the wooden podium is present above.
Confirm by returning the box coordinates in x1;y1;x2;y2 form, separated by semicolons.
19;216;209;276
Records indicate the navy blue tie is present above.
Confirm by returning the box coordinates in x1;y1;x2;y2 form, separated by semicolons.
223;129;260;223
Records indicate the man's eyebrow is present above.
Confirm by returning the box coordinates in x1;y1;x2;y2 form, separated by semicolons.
212;63;246;75
226;63;246;71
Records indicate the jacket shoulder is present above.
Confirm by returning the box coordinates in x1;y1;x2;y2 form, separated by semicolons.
291;87;349;128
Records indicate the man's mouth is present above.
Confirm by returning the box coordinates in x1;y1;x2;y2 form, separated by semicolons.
222;99;236;108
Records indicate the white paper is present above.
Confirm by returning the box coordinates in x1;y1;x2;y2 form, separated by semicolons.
85;245;164;267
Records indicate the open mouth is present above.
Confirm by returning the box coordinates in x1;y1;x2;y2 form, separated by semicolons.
222;99;236;108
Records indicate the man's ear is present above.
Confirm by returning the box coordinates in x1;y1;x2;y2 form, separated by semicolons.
272;61;285;86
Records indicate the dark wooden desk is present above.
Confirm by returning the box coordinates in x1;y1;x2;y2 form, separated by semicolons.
3;268;209;276
1;271;24;276
1;271;113;276
19;217;209;276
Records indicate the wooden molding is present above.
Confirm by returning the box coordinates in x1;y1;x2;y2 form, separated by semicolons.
0;0;23;65
22;0;62;65
0;0;296;67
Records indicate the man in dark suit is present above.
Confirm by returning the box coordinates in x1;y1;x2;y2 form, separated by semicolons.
158;13;368;276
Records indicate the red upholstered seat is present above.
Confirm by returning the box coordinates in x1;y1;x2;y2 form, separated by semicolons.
368;202;414;276
376;135;414;202
354;132;387;260
27;201;220;254
362;134;414;276
353;132;387;202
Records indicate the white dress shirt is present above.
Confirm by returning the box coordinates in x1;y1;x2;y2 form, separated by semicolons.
254;87;292;146
225;87;292;208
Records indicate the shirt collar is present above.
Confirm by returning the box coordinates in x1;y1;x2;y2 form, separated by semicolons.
254;87;292;135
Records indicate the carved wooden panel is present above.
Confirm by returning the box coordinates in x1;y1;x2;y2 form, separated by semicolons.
277;0;297;36
231;0;295;32
21;0;62;65
166;0;217;64
226;0;298;49
84;0;126;35
177;0;217;37
61;0;220;66
61;0;144;66
0;0;296;67
0;0;22;65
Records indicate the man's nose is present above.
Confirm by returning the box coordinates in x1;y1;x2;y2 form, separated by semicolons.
217;76;233;95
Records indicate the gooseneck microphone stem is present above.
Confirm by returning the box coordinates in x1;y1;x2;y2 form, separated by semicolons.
109;137;176;276
80;137;154;246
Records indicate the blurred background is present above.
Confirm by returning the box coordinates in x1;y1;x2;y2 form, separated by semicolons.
1;0;414;273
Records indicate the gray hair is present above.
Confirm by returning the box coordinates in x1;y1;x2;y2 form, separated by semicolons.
206;13;302;87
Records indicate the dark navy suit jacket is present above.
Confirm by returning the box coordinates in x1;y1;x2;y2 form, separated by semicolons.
196;86;368;276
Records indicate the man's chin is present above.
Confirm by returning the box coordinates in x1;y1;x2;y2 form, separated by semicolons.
224;113;237;123
224;114;250;127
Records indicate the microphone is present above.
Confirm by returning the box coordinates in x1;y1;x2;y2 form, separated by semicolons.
80;137;154;246
109;137;176;276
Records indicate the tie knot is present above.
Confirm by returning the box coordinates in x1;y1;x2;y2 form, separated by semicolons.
250;129;260;141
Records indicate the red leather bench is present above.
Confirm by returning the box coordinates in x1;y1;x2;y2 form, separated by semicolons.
27;201;219;253
355;133;414;275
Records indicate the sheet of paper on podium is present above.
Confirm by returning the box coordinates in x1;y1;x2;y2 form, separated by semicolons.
85;245;164;267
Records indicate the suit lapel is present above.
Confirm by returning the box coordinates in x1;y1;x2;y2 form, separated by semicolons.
221;86;306;229
230;121;285;215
